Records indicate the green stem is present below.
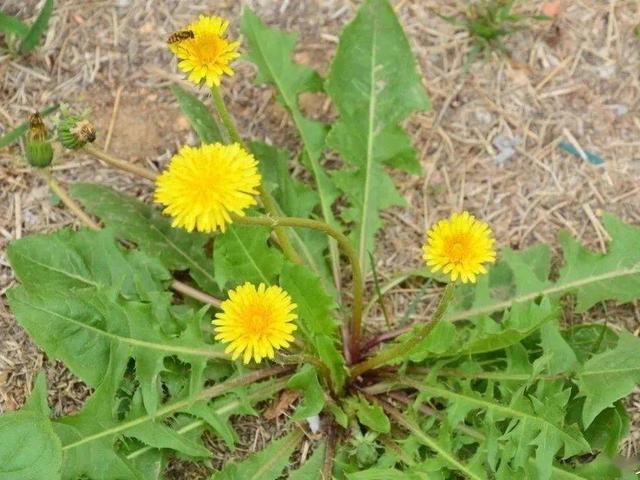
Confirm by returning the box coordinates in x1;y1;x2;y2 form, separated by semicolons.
234;215;364;361
350;283;455;378
210;85;303;265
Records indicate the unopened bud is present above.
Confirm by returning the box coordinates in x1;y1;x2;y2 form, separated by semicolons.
57;112;96;150
25;112;53;168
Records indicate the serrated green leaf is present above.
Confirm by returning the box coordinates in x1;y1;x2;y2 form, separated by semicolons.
211;429;303;480
125;392;210;458
123;380;285;466
353;397;390;433
385;402;484;480
557;214;640;312
8;227;169;300
7;286;224;412
563;324;618;364
326;0;429;273
171;85;222;144
406;378;590;479
70;183;217;294
56;349;286;480
54;344;143;480
287;365;325;420
0;11;29;37
241;8;341;283
213;223;283;289
540;322;578;374
315;334;347;390
289;442;325;480
577;331;640;428
19;0;54;54
0;373;62;480
438;216;640;354
280;262;337;340
0;103;59;149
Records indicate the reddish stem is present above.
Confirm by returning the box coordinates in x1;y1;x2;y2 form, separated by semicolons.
361;324;413;353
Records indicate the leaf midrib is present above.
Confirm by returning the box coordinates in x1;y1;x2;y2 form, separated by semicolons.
62;377;286;451
358;9;379;272
449;263;640;322
13;249;99;288
388;405;484;480
250;430;302;480
15;297;227;360
230;227;271;284
403;378;585;447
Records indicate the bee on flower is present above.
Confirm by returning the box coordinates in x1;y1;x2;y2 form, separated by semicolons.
213;283;298;364
168;15;240;87
422;211;496;284
154;143;261;233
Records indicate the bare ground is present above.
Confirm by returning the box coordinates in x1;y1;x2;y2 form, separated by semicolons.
1;0;640;472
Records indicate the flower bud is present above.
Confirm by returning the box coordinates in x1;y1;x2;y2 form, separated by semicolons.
57;112;96;150
25;113;53;168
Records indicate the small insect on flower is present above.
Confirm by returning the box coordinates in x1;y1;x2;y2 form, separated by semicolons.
154;143;261;233
422;211;496;283
168;15;240;87
167;30;195;44
213;283;298;364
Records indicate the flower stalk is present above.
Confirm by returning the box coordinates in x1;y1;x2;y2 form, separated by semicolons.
210;85;303;266
349;283;456;378
84;144;158;181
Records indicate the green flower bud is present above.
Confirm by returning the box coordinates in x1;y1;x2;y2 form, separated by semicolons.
349;430;379;468
25;112;53;168
26;139;54;168
57;113;96;150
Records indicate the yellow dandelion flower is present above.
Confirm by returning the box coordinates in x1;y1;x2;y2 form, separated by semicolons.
168;15;240;87
154;143;261;233
213;283;298;364
422;211;496;284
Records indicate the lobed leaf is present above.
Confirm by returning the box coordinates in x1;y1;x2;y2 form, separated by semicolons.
287;365;325;420
352;397;391;434
577;331;640;428
326;0;430;273
211;429;303;480
7;227;223;413
70;183;217;294
8;227;169;299
0;374;62;480
407;378;590;479
289;442;326;480
213;223;284;290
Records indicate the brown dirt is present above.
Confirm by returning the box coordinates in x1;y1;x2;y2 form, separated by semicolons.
1;0;640;473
